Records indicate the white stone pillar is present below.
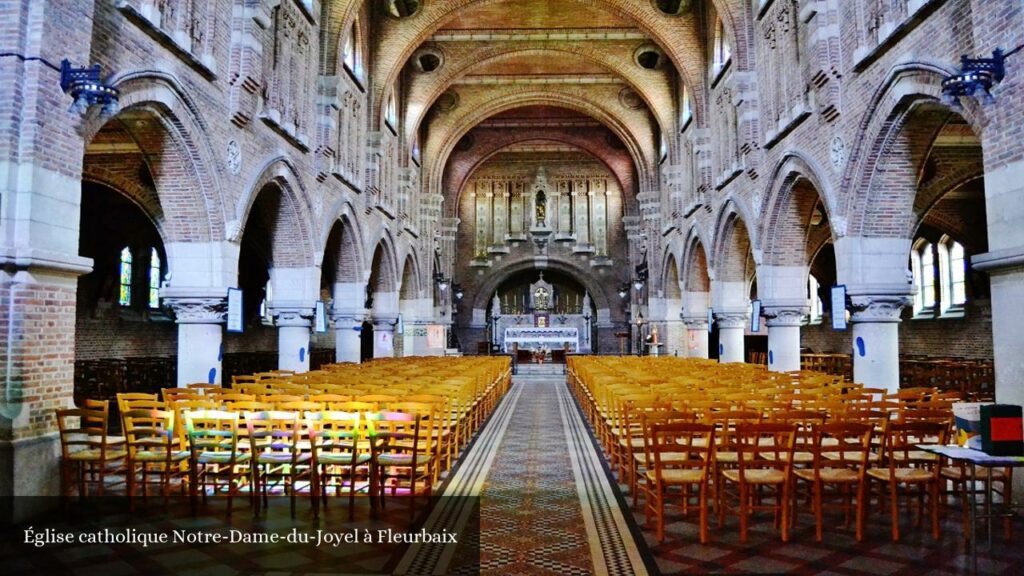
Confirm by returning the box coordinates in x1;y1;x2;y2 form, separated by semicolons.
372;315;398;358
849;296;909;393
763;307;806;373
272;307;313;373
715;312;746;363
332;314;364;363
682;317;710;359
164;292;227;386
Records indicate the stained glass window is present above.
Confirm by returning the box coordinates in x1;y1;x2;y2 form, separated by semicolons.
149;248;161;309
119;246;132;306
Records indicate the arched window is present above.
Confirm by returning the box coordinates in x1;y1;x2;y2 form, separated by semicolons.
342;21;362;80
680;82;693;128
119;246;133;306
385;90;397;131
807;274;823;324
659;133;669;163
712;17;731;75
911;240;936;316
938;236;967;315
148;248;161;309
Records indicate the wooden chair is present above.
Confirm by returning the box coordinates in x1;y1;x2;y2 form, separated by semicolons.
245;410;314;518
641;422;716;542
866;420;948;541
184;409;251;516
719;423;797;542
793;422;874;541
56;405;127;500
367;407;435;513
306;410;369;519
123;408;189;509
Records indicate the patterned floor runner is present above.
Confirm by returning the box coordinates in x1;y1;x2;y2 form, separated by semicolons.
398;368;649;575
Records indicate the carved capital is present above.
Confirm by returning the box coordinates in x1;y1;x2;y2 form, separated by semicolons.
849;295;911;323
165;296;228;324
682;317;709;330
372;314;399;331
714;312;747;329
271;307;314;328
331;309;365;326
762;306;808;327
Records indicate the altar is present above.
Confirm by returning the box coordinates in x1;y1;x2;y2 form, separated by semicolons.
502;326;579;352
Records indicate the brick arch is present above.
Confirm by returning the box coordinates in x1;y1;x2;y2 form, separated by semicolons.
425;90;657;200
236;157;317;269
759;152;836;267
321;211;365;285
660;251;682;299
405;45;675;145
468;258;612;313
841;64;985;239
368;234;400;293
81;166;166;245
682;227;711;293
368;0;706;130
399;253;421;300
445;136;637;218
712;201;756;283
81;73;224;245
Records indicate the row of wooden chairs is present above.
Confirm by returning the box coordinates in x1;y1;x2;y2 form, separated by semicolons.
568;356;1013;545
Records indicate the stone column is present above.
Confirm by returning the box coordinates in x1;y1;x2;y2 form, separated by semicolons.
332;313;364;363
682;317;709;358
372;315;398;358
272;306;314;372
849;296;910;393
164;291;227;386
715;312;747;363
762;307;807;373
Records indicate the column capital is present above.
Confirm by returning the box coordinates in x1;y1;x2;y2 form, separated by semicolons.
681;317;708;330
164;296;227;324
714;312;747;329
371;314;399;331
762;306;808;327
331;308;366;324
849;295;911;323
271;307;314;327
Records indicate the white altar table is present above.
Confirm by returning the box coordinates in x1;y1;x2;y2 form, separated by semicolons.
502;327;579;352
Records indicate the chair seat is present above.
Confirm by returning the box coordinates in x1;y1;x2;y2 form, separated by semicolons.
793;468;860;483
89;435;127;446
761;451;812;463
318;453;372;466
619;437;645;449
634;452;691;465
133;450;190;462
68;448;127;461
197;452;251;464
646;468;705;484
376;453;432;467
822;451;879;462
722;468;786;484
715;451;755;463
255;453;312;465
892;451;938;462
866;467;934;482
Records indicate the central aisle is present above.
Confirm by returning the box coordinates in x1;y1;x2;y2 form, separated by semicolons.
398;366;649;575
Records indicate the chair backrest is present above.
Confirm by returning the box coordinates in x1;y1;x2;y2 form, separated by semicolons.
245;410;301;460
648;422;715;477
365;410;422;452
123;408;176;457
306;410;361;459
56;407;109;458
810;422;873;472
735;423;797;472
116;392;160;414
184;410;242;459
162;388;202;403
883;420;948;470
707;409;761;449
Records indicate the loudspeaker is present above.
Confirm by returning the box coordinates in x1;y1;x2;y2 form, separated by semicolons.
980;404;1024;456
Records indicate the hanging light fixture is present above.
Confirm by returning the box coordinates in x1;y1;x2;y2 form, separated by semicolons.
434;272;449;292
453;283;464;301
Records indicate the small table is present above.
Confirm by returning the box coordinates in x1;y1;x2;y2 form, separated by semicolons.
917;444;1024;574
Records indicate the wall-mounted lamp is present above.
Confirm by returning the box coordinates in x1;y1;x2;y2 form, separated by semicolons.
60;59;120;117
453;283;464;301
632;278;645;291
941;47;1021;109
617;283;630;299
434;272;450;292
